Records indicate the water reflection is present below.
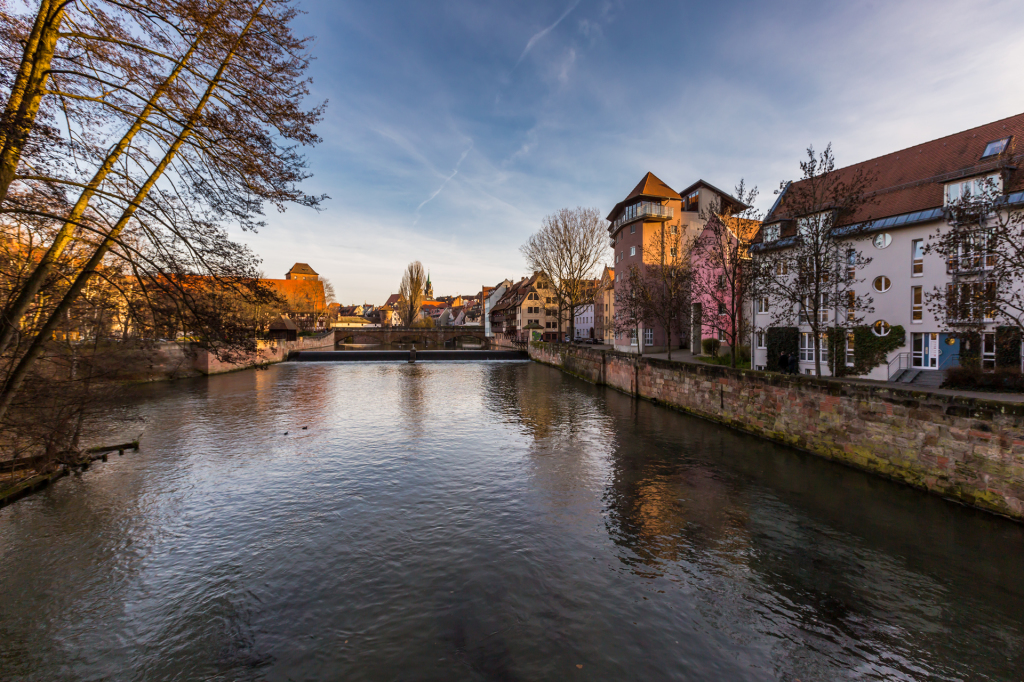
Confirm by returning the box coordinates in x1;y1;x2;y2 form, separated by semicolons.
0;361;1021;681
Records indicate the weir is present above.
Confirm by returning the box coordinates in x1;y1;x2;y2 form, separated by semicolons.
291;350;528;362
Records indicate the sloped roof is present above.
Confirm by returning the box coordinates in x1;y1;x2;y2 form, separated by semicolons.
288;263;319;276
384;293;402;306
677;179;749;213
269;315;298;330
607;172;682;221
759;112;1024;242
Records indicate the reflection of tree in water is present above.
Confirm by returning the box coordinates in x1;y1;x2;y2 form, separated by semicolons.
397;364;428;439
482;363;600;442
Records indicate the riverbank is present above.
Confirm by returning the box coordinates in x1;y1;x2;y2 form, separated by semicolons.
529;342;1024;521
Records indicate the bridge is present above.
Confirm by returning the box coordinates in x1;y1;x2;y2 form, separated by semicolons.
332;326;490;349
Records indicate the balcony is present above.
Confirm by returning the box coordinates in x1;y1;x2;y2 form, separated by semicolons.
612;201;674;231
947;253;996;274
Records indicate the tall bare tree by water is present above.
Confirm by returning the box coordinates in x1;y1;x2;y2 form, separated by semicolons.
688;181;762;368
520;206;607;341
398;261;426;326
751;145;877;376
0;0;325;447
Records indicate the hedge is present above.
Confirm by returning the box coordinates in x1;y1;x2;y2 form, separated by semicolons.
826;324;906;376
765;327;798;371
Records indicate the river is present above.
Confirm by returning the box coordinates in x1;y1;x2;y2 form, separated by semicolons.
1;361;1022;681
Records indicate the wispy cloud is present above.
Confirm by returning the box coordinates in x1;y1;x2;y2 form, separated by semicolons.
514;0;582;69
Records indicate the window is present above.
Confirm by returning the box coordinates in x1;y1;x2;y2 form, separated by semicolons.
630;246;636;257
982;332;996;369
945;173;1001;204
912;286;923;322
630;329;637;346
872;320;891;337
947;231;996;273
946;281;996;322
847;249;857;280
845;332;855;367
775;260;788;275
763;224;780;242
847;291;856;322
684;191;699;212
873;233;891;249
872;276;891;292
718;303;727;315
912;239;924;276
671;247;677;258
717;328;725;342
799;333;814;361
756;332;766;349
981;137;1010;158
670;225;677;235
798;212;828;238
644;328;653;345
630;224;636;234
758;297;769;314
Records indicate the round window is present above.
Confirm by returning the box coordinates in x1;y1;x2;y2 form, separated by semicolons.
872;320;891;337
873;233;892;249
872;276;891;292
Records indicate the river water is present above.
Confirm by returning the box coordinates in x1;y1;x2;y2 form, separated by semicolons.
1;361;1022;681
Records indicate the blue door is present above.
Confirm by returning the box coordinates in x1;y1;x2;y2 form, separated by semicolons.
938;334;960;369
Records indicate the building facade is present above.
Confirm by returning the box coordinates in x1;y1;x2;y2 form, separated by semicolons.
750;113;1024;380
607;173;746;354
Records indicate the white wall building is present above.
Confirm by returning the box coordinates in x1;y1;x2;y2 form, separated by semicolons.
574;304;595;340
750;114;1024;384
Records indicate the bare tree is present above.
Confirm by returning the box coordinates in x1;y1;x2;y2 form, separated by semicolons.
640;221;690;360
689;181;762;367
398;261;426;326
520;206;607;342
614;264;651;355
751;145;877;376
926;172;1022;339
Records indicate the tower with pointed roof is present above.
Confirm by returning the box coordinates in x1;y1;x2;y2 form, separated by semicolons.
424;271;434;300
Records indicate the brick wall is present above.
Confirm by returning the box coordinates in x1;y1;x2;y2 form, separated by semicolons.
529;342;1024;520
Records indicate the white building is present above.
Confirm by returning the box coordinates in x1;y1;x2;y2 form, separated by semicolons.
750;113;1024;383
483;280;512;337
574;304;594;340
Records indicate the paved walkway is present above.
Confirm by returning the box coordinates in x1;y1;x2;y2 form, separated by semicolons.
559;342;1024;404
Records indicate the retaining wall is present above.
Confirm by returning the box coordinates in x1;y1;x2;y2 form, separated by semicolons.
529;342;1024;520
192;333;336;375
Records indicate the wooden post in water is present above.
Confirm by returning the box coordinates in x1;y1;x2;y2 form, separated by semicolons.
409;345;416;363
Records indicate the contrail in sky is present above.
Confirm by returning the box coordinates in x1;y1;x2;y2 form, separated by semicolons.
514;0;582;69
415;145;473;221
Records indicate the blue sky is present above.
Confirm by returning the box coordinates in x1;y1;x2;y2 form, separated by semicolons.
243;0;1024;304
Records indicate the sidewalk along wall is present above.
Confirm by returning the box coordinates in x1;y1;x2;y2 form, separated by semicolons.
192;332;336;375
529;342;1024;521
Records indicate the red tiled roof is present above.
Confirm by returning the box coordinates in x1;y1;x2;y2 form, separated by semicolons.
384;293;402;307
607;172;682;221
761;112;1024;237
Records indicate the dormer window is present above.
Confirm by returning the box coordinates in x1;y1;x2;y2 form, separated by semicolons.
762;223;780;242
981;137;1010;159
945;173;1002;204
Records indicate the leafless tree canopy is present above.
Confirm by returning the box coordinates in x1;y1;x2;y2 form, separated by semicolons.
751;145;877;376
520;206;607;340
0;0;324;466
688;181;761;367
398;261;426;326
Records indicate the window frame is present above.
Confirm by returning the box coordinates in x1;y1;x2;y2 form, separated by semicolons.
911;286;923;323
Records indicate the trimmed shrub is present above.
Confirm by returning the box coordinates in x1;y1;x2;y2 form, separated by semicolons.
996;326;1022;368
701;338;721;356
765;327;799;372
942;365;1024;392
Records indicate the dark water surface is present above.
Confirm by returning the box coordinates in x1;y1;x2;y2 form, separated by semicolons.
1;362;1022;681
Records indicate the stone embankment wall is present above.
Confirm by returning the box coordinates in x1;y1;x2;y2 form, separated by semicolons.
529;342;1024;521
192;333;336;375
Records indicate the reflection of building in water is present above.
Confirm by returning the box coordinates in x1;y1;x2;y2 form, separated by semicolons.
607;464;751;572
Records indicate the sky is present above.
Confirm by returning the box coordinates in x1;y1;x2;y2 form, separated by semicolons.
240;0;1024;305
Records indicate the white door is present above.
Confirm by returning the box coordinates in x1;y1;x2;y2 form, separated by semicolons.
928;333;939;368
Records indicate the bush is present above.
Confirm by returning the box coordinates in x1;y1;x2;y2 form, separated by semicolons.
701;338;721;356
766;327;799;372
942;365;1024;392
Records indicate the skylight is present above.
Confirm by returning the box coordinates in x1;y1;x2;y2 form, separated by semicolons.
981;137;1010;158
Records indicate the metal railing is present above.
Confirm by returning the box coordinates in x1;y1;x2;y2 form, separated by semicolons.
938;353;960;371
887;352;911;381
612;202;674;231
